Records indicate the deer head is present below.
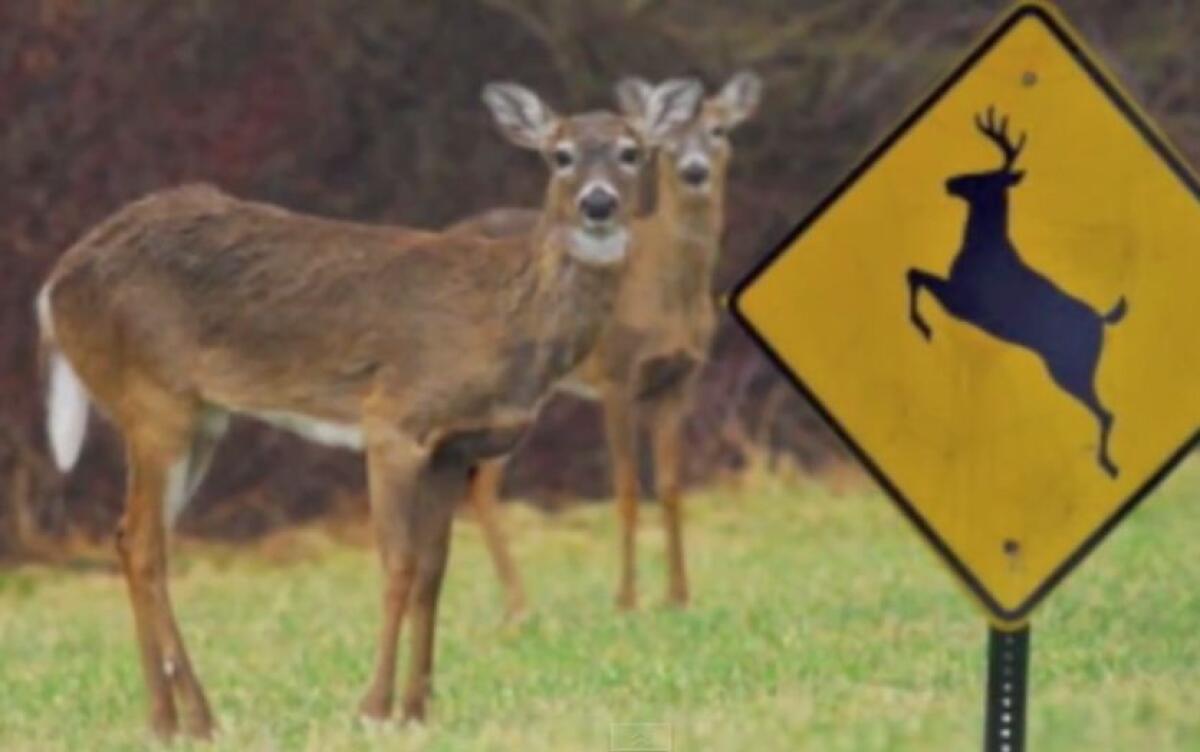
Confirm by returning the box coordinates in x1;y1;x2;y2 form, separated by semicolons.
946;106;1027;203
616;72;762;203
483;79;701;266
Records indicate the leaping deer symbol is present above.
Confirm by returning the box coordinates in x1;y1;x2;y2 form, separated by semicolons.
906;107;1125;478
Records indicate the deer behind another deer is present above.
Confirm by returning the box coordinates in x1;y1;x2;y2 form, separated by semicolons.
456;72;763;616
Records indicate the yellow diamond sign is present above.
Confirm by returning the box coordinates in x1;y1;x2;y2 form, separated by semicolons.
732;3;1200;622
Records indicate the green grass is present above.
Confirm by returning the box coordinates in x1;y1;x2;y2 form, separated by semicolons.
1;463;1198;751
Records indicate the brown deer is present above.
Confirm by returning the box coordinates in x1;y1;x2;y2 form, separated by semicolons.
36;79;703;739
455;73;762;615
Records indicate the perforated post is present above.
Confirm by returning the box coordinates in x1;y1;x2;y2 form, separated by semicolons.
984;625;1030;752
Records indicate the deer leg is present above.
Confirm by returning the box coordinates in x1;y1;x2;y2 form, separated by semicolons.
400;455;464;722
468;459;527;621
153;563;216;738
184;408;229;499
1045;353;1120;479
1097;409;1118;479
604;387;640;611
118;433;214;739
1082;357;1120;480
359;433;426;721
650;394;689;608
1083;388;1119;479
116;448;177;740
1077;394;1118;479
157;442;219;737
906;269;945;340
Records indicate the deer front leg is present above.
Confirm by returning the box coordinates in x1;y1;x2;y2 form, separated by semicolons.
401;456;465;722
907;268;938;340
604;387;640;611
649;394;689;608
359;432;426;721
468;459;528;621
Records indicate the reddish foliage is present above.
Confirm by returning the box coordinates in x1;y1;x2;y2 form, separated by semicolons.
2;0;1198;544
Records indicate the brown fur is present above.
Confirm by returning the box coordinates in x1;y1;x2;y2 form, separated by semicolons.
49;183;624;451
38;97;673;737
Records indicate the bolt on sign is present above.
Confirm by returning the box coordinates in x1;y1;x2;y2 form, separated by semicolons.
731;3;1200;750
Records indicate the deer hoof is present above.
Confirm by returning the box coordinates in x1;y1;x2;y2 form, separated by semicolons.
180;716;215;741
146;693;180;741
148;722;178;743
664;577;690;608
401;697;428;724
503;603;531;627
148;710;179;742
358;691;393;722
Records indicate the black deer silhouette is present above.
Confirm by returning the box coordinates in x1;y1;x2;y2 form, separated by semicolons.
906;108;1125;478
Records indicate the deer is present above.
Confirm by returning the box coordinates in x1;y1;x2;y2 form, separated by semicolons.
452;72;762;616
35;78;703;739
907;107;1125;478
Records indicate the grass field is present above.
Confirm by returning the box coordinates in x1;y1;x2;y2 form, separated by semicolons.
1;463;1198;751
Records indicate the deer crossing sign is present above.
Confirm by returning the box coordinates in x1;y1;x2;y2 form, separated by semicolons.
733;3;1200;622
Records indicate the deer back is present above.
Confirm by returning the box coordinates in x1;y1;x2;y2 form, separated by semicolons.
47;185;598;432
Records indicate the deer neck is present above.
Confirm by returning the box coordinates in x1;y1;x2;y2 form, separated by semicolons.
514;217;625;376
962;194;1009;249
644;166;724;301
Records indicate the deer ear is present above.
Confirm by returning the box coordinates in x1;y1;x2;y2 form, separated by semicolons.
1008;170;1026;186
615;77;654;120
638;77;703;144
482;82;560;150
717;71;763;129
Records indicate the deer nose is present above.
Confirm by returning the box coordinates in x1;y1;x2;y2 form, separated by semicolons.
680;160;710;187
579;187;618;223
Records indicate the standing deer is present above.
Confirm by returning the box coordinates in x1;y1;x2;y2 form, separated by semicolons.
907;107;1125;478
455;73;762;615
36;79;703;738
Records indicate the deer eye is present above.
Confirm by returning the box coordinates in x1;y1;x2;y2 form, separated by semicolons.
709;124;727;139
618;145;641;166
552;147;575;170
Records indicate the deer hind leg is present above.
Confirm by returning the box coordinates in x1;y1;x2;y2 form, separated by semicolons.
359;432;427;721
649;393;689;608
183;408;230;501
604;387;640;611
117;417;215;739
1096;408;1117;478
1080;384;1118;479
1045;354;1119;479
400;453;465;722
468;459;528;621
1077;391;1117;478
906;269;949;340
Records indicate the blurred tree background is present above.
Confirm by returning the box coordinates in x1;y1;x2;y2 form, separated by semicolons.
2;0;1199;553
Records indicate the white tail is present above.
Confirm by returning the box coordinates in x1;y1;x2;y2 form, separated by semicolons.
38;285;89;472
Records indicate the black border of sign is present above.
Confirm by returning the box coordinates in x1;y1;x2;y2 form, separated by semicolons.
729;2;1200;624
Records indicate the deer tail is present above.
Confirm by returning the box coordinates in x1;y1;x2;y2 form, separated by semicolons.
37;284;90;472
1103;296;1127;326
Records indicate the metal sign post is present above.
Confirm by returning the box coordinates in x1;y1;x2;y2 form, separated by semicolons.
984;625;1030;752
